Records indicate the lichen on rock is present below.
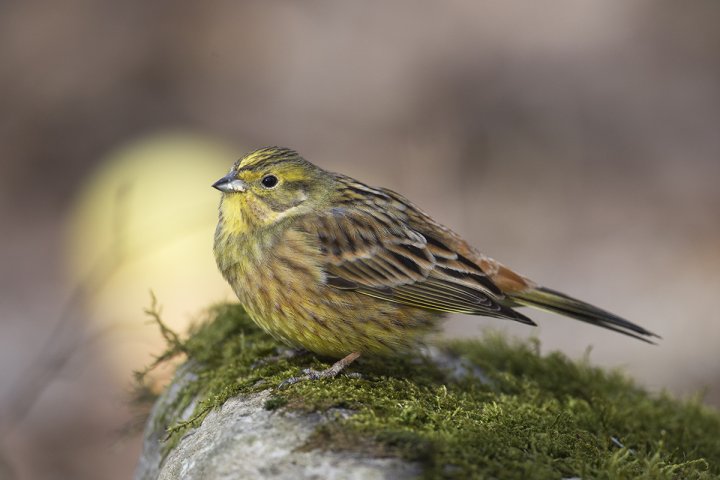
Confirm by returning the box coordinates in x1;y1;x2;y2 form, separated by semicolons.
135;303;720;480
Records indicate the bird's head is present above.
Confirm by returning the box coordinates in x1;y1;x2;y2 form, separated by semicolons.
213;147;330;231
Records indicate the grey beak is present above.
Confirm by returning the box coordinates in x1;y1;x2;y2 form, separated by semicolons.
212;174;247;193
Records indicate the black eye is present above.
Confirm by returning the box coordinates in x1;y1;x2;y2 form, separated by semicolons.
261;175;278;188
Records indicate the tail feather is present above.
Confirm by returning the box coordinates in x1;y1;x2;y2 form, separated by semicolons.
510;286;660;344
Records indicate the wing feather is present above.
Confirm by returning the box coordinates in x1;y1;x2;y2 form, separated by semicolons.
297;189;535;325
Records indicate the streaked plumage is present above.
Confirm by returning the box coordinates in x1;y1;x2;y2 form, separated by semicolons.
213;147;658;377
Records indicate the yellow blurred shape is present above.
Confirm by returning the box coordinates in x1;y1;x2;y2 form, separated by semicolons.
65;132;240;378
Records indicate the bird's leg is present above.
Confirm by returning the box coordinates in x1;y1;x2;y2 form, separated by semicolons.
278;351;361;388
305;351;361;379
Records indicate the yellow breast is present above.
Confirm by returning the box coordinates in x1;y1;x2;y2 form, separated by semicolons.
215;221;441;357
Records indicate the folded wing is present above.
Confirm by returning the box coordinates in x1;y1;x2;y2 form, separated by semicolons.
298;193;535;326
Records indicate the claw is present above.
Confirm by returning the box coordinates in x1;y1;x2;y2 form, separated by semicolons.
277;352;361;388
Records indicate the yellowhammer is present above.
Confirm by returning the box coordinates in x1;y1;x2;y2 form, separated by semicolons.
213;147;658;383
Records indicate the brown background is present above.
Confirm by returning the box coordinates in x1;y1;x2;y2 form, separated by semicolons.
1;2;719;479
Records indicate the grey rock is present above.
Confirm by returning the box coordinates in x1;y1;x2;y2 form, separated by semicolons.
135;348;489;480
135;349;485;479
135;371;420;480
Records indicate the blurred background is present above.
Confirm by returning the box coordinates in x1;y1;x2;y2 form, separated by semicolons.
1;1;719;478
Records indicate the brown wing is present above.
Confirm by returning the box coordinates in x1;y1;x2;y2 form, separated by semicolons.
377;188;536;295
296;179;535;325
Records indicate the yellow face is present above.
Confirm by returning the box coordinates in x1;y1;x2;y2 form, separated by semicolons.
213;147;330;232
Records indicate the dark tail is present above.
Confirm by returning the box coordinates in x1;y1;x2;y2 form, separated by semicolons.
511;286;660;344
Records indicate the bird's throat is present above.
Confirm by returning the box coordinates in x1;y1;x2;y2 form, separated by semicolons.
219;194;275;234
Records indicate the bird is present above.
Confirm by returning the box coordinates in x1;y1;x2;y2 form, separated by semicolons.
212;147;659;384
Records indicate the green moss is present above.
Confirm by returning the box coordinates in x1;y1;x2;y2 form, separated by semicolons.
263;396;289;411
146;303;720;479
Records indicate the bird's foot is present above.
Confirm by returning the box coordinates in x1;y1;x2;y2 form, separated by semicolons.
278;352;361;388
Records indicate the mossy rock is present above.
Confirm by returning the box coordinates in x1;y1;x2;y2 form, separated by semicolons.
135;304;720;479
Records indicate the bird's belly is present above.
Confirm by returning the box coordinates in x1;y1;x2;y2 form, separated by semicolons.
232;266;440;358
217;227;440;357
